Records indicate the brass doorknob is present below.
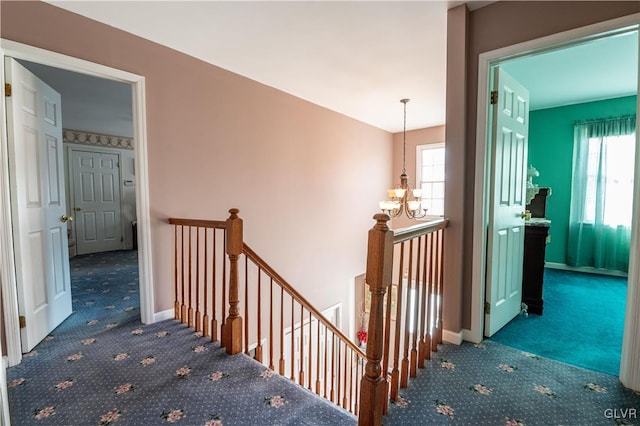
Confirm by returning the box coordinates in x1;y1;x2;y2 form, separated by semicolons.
74;207;82;212
60;215;73;223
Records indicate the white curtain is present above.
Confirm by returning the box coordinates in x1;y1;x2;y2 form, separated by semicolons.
567;115;636;273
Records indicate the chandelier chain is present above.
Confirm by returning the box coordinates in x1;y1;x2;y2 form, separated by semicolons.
402;99;407;174
379;98;428;220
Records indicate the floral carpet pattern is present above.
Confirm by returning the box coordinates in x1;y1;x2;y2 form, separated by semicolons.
7;250;355;425
7;250;640;425
384;340;640;426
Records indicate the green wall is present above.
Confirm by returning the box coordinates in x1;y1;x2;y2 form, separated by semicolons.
528;95;637;264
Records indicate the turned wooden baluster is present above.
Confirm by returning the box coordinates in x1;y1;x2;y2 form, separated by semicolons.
358;213;393;426
436;229;445;345
410;237;422;378
428;232;436;355
324;326;329;400
381;265;394;415
390;243;405;402
299;306;305;385
244;260;250;355
400;240;414;388
188;226;194;327
269;277;275;370
221;231;227;346
290;297;296;381
195;227;202;332
418;234;429;368
316;319;321;394
181;226;187;322
203;228;210;337
432;229;442;352
211;229;218;343
308;310;313;390
223;208;243;355
174;225;180;319
279;287;285;375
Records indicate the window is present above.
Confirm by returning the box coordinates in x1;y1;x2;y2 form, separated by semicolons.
416;143;445;216
583;134;635;227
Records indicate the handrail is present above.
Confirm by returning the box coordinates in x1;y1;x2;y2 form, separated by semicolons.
243;242;365;357
392;217;448;244
168;217;227;229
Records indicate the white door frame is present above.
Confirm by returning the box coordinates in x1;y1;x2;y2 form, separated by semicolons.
468;14;640;389
0;39;155;366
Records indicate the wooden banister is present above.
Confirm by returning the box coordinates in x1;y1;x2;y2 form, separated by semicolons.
169;211;366;416
242;243;365;355
392;217;448;244
359;214;449;425
168;218;227;229
169;210;448;423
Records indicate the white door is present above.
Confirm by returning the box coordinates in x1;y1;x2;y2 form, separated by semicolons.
71;149;123;254
4;58;72;352
484;67;529;337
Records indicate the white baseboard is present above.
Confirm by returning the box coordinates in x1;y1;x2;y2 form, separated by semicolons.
442;329;463;345
153;309;174;323
462;328;482;344
545;262;628;278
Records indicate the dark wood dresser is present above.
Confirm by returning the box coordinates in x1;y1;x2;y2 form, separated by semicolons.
522;220;551;315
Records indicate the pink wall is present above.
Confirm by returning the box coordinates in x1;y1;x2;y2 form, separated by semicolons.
447;1;640;331
1;1;392;325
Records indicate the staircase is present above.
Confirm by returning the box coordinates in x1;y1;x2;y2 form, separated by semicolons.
168;209;448;425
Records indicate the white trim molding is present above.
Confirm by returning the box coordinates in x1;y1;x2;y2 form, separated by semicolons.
442;328;463;345
620;53;640;390
154;309;175;323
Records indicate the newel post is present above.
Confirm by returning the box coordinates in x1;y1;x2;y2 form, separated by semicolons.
223;208;243;355
359;214;393;426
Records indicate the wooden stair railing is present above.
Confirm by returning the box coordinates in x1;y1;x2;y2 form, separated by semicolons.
168;209;448;424
169;209;366;416
359;214;448;426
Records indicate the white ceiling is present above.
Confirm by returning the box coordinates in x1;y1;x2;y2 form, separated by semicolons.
44;1;638;133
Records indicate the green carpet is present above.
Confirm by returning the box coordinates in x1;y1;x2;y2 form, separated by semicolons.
491;268;626;376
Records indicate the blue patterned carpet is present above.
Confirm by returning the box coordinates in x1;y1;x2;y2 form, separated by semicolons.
385;340;640;426
7;250;355;425
7;251;640;425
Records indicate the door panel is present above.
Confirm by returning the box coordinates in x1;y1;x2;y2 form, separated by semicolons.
485;67;530;337
72;149;122;254
5;58;72;352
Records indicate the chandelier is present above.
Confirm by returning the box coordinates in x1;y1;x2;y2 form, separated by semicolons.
379;99;428;219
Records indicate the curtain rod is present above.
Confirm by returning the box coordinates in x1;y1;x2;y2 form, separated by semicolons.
574;114;636;126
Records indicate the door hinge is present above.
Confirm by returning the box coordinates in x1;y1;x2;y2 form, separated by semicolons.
5;83;12;97
484;302;491;314
490;90;498;105
19;315;26;328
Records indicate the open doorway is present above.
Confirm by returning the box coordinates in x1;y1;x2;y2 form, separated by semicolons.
14;59;142;352
470;17;640;388
486;30;638;376
0;39;154;368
